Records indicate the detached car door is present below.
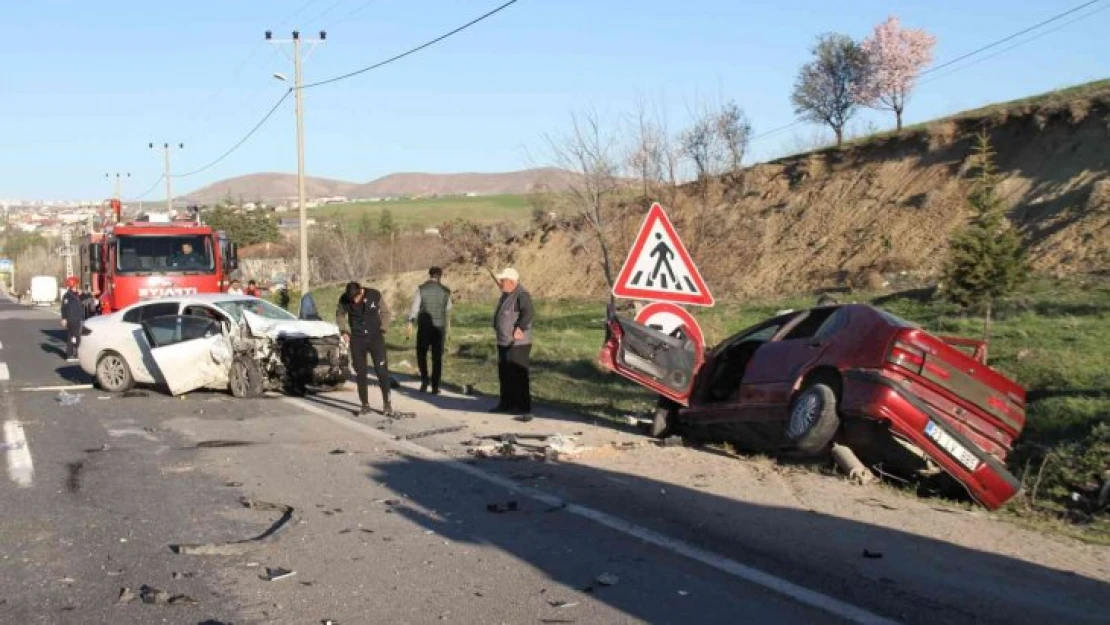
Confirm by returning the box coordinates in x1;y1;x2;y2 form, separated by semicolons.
599;315;699;405
141;315;232;396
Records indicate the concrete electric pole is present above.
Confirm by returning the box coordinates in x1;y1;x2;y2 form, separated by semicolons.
149;143;183;212
106;172;130;200
266;28;325;295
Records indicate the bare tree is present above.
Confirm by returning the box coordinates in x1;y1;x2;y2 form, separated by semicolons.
546;108;621;290
313;220;373;283
680;113;720;182
791;33;867;147
626;97;665;198
715;100;753;173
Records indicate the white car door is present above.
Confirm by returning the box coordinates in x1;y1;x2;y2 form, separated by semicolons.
141;314;232;395
119;301;182;384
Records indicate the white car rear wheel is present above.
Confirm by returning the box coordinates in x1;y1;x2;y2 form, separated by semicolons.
96;351;134;393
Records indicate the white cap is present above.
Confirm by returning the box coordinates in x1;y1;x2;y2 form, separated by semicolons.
496;267;520;282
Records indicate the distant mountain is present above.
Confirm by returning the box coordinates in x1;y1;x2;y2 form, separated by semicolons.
181;168;577;203
183;173;356;204
349;168;579;198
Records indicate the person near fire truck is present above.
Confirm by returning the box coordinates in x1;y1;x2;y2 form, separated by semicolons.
60;277;84;362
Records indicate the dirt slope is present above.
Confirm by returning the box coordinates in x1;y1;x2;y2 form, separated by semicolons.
440;84;1110;301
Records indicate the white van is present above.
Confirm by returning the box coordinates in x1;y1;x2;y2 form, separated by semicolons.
29;276;59;307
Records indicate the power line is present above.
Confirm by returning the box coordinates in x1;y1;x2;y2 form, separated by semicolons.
919;3;1109;87
302;0;520;89
920;0;1102;77
173;89;293;179
750;0;1104;144
126;175;165;202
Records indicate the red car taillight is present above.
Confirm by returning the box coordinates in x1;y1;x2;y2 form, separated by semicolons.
887;341;925;374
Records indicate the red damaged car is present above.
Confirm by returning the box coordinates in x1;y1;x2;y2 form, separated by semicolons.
599;304;1026;510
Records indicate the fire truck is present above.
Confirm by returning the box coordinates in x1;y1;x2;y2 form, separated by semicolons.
80;199;239;314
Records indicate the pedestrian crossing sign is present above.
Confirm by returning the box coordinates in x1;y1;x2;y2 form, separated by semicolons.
612;203;714;307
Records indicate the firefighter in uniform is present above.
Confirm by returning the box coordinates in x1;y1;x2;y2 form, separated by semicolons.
60;277;84;362
336;281;395;416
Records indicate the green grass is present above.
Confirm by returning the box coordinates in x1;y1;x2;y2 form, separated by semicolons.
310;194;531;230
298;276;1109;540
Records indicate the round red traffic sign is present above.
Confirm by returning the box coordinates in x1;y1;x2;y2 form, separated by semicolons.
635;302;705;354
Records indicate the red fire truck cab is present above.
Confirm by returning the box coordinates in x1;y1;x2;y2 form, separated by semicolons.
80;205;239;314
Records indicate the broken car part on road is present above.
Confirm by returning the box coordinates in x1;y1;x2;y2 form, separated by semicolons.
170;497;294;556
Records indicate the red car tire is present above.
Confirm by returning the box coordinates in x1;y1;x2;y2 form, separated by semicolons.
786;383;840;454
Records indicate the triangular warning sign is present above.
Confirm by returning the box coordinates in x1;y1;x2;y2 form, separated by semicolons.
612;203;714;307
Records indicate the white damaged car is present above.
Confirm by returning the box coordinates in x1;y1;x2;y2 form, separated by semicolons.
78;293;349;397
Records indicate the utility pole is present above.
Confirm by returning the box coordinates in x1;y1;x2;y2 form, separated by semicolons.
266;28;325;295
60;228;75;280
105;172;131;200
149;143;183;212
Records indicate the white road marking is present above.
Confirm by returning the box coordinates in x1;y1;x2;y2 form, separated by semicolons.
3;420;34;487
0;340;4;349
0;363;9;381
20;384;93;392
286;397;898;625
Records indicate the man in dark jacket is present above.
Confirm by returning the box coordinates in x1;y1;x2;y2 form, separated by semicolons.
407;266;452;394
336;281;394;416
60;276;84;362
491;268;534;420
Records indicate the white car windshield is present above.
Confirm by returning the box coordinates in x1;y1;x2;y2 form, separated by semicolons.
215;298;297;323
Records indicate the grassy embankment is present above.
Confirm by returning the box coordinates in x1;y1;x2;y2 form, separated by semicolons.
295;275;1109;541
311;194;532;230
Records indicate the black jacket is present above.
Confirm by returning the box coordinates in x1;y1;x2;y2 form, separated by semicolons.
335;289;391;338
61;290;84;325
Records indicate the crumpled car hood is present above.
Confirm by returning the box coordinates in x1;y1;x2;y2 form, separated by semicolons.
242;310;340;339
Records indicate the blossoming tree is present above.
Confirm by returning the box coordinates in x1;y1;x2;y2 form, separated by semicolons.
856;16;936;131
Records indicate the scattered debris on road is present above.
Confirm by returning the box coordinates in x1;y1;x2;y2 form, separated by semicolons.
260;567;297;582
56;390;81;406
328;448;348;455
397;425;467;441
224;481;244;488
120;390;150;398
548;600;579;608
171;571;195;580
659;435;685;448
595;573;620;587
862;549;884;559
118;585;197;606
116;587;137;604
195;440;255;449
65;461;84;493
486;500;519;514
170;498;294;556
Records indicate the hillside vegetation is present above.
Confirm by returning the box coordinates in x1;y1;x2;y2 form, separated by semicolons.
430;80;1110;303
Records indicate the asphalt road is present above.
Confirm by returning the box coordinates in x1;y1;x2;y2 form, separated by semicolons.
1;293;1106;625
0;295;843;624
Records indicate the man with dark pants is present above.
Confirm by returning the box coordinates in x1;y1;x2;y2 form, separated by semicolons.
491;268;534;421
336;281;394;416
407;267;452;394
60;276;83;362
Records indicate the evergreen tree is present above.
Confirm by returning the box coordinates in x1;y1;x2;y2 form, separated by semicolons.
942;132;1026;341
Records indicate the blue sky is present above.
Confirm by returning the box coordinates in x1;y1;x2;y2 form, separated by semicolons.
2;0;1107;200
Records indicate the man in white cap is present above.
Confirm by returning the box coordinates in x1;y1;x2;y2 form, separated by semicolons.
491;267;534;420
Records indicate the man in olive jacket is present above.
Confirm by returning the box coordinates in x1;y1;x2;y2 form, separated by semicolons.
407;266;452;394
491;268;534;419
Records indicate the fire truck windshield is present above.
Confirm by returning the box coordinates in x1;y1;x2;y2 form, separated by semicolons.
116;235;214;274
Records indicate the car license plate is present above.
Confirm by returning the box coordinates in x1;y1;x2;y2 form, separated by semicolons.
925;421;981;472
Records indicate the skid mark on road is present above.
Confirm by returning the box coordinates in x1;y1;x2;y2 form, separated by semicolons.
3;420;34;487
287;397;899;625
